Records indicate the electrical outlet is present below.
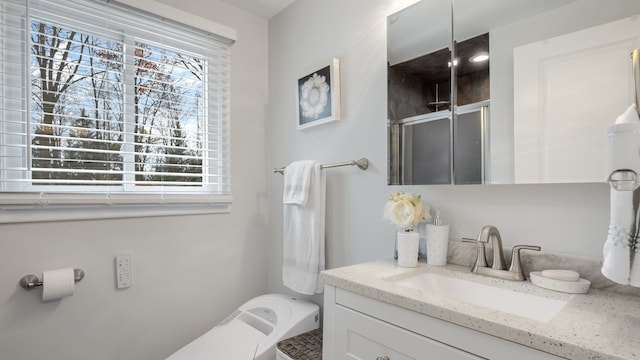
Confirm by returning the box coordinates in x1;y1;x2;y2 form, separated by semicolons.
115;254;132;289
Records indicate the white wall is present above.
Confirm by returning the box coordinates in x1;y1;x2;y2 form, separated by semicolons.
0;1;268;359
266;0;611;303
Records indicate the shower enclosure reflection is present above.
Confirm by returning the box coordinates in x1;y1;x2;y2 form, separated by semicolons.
387;0;640;185
389;30;489;185
387;1;490;185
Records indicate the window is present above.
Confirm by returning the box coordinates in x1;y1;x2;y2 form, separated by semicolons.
0;0;235;219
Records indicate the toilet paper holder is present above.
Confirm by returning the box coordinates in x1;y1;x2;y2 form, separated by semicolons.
19;268;85;290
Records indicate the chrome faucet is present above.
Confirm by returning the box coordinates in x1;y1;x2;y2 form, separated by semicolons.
462;225;540;281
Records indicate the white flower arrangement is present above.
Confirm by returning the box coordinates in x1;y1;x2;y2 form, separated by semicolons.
383;192;429;231
299;73;330;119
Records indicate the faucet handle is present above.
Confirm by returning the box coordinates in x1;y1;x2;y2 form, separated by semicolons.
462;238;487;271
509;245;541;281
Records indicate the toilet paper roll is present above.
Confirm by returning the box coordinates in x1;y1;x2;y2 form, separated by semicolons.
42;268;75;301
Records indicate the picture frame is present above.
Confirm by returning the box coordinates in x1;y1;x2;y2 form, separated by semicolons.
296;58;341;130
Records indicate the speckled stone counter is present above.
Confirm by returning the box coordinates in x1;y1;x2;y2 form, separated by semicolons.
321;261;640;360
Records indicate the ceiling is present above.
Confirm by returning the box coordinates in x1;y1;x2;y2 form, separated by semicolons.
220;0;297;19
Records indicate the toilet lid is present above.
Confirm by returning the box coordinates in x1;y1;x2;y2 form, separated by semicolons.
166;320;267;360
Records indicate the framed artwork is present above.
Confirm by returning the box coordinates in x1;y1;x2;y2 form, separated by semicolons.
296;58;341;130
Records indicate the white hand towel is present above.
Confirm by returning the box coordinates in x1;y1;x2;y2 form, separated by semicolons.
629;192;640;287
283;161;325;295
615;104;640;124
603;105;640;286
601;189;634;284
616;105;640;287
283;160;316;206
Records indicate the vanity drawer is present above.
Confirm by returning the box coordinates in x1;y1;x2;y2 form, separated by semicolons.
333;304;484;360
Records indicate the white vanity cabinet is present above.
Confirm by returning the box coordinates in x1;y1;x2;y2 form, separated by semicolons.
323;285;564;360
333;303;483;359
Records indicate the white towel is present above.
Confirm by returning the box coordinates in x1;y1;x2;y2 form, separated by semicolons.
602;105;640;286
283;160;316;205
282;161;325;295
602;189;634;284
629;191;640;287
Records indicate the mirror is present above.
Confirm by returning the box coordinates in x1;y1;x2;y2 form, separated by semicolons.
388;0;640;185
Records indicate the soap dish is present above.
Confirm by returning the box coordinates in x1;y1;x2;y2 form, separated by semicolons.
529;271;591;294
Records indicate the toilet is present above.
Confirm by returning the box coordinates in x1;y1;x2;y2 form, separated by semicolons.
165;294;319;360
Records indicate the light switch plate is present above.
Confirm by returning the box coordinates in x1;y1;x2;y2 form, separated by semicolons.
115;254;132;289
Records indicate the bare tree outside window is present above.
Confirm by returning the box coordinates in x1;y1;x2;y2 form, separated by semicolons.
29;21;206;187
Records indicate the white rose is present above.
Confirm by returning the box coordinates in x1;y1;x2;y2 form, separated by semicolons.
386;199;416;228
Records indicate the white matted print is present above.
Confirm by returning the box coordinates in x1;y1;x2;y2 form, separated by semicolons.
296;58;341;130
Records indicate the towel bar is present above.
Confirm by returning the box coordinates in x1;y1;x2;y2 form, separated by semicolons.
19;269;85;290
273;158;368;174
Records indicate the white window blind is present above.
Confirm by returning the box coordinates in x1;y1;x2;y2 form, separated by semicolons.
0;0;234;211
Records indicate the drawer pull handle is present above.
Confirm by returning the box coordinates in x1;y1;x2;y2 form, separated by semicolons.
376;357;390;360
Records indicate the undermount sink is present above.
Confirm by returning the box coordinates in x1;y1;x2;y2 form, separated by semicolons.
394;272;568;322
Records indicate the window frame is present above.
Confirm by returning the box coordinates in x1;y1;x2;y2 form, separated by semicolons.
0;0;236;223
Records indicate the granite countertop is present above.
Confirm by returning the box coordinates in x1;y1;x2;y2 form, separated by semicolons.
321;261;640;360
